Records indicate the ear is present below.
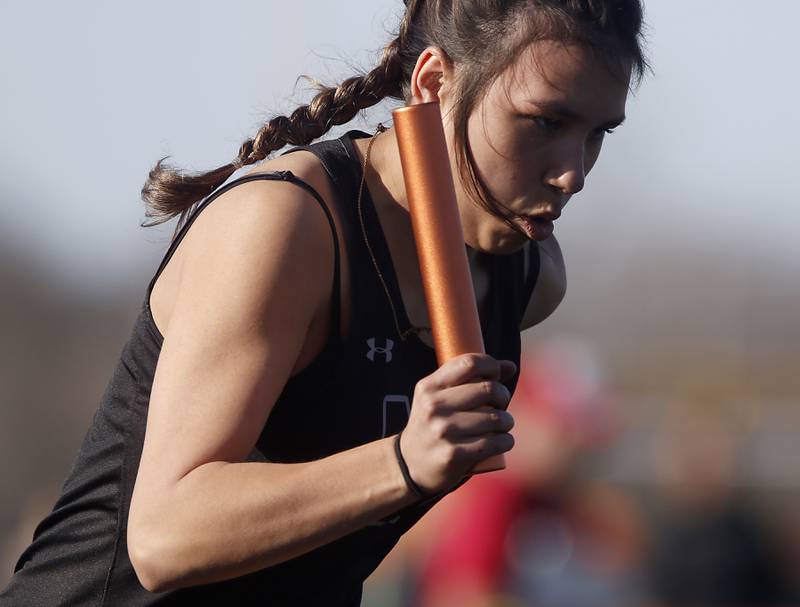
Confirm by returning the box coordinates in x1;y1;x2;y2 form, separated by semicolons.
410;46;456;105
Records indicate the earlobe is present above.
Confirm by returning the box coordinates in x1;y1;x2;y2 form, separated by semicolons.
410;46;454;105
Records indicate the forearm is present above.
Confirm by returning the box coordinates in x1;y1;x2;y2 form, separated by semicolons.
130;435;416;592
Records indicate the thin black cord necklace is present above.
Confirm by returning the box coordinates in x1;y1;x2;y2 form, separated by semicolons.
356;124;432;342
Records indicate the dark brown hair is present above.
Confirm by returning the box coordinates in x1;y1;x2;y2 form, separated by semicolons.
141;0;650;232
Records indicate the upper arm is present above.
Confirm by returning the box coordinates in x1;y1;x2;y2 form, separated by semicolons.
520;235;566;330
130;178;335;518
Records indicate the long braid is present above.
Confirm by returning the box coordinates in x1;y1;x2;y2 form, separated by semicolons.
141;16;412;230
142;0;648;233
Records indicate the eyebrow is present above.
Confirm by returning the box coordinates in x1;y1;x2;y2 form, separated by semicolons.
526;99;626;129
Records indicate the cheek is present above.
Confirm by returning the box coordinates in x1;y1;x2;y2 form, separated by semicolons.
466;114;535;193
584;140;604;174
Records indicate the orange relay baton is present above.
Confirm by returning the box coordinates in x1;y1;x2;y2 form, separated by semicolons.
392;101;506;474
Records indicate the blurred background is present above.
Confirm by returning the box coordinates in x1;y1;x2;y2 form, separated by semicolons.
1;1;798;604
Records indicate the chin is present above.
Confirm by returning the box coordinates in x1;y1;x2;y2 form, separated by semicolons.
482;231;529;255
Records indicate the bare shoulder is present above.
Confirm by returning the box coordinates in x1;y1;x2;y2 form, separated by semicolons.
150;149;338;338
169;166;332;318
244;149;337;211
168;159;339;363
131;154;340;500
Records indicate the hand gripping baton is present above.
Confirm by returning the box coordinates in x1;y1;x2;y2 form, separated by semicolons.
393;101;506;473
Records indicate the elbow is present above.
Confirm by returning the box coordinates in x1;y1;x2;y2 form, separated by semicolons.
551;272;567;312
521;236;567;329
539;250;567;321
538;284;566;325
128;521;181;593
523;272;567;329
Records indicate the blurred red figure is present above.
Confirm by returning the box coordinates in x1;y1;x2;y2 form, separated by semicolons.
408;337;645;607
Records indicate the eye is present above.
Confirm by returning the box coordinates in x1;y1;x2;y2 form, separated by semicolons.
588;127;616;142
529;116;561;132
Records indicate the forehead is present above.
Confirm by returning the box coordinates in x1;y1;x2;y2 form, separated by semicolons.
493;39;631;120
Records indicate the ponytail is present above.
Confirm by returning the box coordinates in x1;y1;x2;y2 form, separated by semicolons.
141;33;409;230
142;0;648;235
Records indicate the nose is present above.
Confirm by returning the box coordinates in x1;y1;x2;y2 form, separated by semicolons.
544;144;585;196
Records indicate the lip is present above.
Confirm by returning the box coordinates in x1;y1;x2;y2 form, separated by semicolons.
516;206;561;241
519;216;554;241
527;209;561;222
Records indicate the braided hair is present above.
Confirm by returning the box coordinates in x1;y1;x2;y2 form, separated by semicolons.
141;0;649;231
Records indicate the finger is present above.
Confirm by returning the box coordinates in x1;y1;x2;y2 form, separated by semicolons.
440;407;515;439
427;353;504;390
498;360;517;381
434;380;512;414
452;432;515;460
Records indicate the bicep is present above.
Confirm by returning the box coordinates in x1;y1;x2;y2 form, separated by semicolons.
520;235;566;330
132;182;334;501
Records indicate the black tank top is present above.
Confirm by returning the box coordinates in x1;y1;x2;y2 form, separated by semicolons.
0;130;540;606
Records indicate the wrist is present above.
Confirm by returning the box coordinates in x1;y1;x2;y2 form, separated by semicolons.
380;434;419;508
393;431;438;501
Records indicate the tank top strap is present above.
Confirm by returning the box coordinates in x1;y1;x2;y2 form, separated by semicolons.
145;171;342;342
280;130;367;183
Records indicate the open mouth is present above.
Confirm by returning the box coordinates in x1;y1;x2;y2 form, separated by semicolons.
519;215;555;241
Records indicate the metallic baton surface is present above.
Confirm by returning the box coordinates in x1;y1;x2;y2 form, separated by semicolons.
393;101;505;473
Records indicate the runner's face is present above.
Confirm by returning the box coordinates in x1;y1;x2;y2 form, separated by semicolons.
452;40;631;253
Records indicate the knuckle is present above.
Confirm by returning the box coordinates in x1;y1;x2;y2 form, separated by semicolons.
416;377;431;394
460;354;480;374
421;398;438;419
432;418;448;439
428;395;446;414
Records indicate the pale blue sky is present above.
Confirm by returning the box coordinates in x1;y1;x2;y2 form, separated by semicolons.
1;1;798;293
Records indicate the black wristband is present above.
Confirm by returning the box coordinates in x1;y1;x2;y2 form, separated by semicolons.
394;431;435;500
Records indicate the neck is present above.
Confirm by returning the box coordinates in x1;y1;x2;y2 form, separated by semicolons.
355;125;489;252
352;125;492;332
354;126;409;217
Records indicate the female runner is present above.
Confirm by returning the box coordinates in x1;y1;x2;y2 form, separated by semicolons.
1;0;648;604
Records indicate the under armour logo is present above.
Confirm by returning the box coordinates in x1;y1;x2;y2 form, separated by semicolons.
366;337;394;362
